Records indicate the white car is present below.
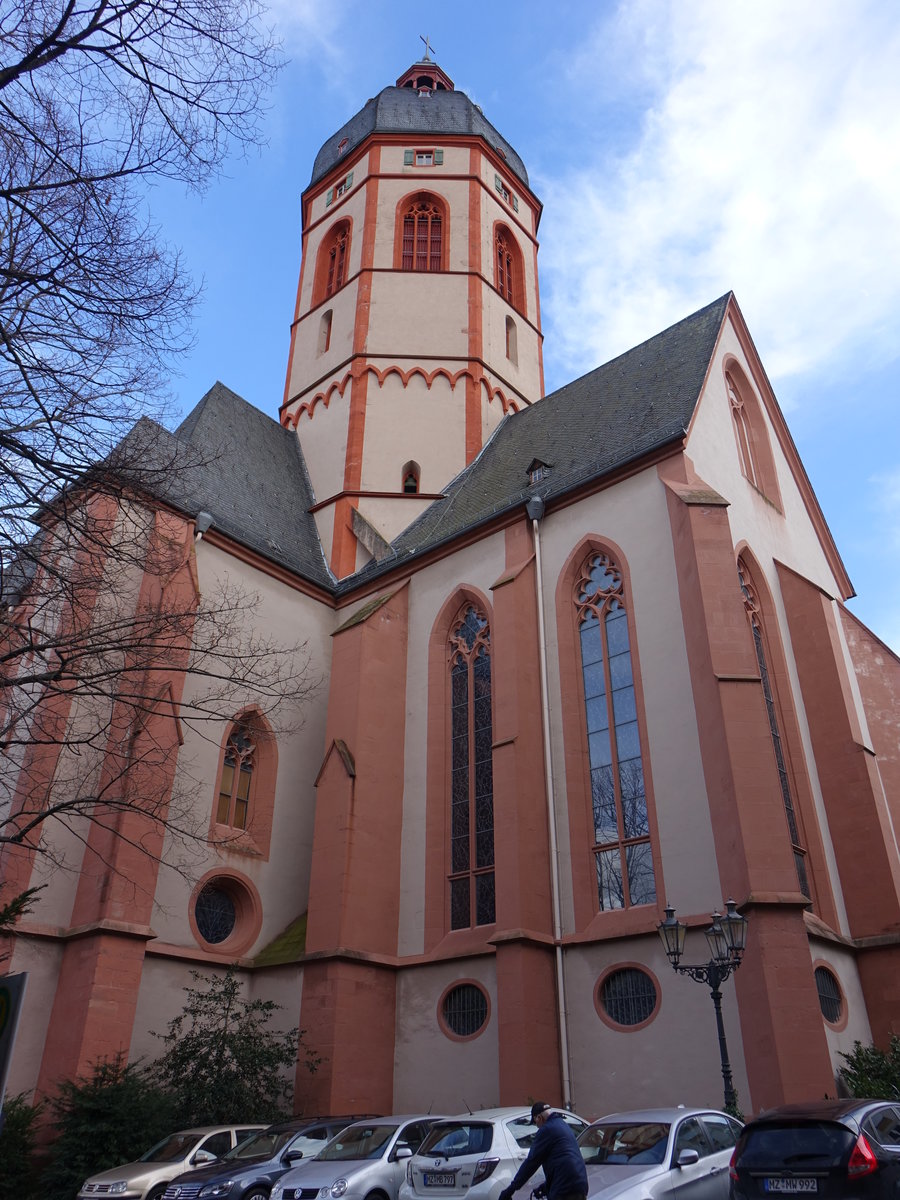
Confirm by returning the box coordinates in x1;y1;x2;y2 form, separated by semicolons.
272;1116;442;1200
399;1108;589;1200
578;1107;742;1200
78;1125;266;1200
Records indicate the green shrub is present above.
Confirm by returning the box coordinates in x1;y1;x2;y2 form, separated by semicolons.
0;1093;42;1200
839;1036;900;1099
41;1057;176;1200
150;964;319;1126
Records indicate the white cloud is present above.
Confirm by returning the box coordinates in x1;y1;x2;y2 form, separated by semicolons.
264;0;348;60
538;0;900;387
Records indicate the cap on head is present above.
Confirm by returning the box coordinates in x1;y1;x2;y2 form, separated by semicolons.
530;1102;551;1121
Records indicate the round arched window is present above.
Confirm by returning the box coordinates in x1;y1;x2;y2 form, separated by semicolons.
194;883;237;944
599;967;658;1027
814;966;843;1024
441;983;489;1039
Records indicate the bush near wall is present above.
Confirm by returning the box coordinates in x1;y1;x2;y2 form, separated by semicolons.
839;1036;900;1100
0;1094;43;1200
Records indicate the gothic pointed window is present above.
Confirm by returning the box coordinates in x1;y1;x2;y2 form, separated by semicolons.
495;224;523;313
313;219;351;306
575;552;655;912
726;366;782;509
400;196;444;271
738;557;810;897
217;723;255;831
449;605;495;930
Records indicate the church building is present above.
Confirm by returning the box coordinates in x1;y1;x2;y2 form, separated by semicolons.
4;56;900;1120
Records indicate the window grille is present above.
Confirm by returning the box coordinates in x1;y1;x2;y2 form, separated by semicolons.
814;966;842;1023
195;883;236;944
600;968;657;1026
443;983;488;1036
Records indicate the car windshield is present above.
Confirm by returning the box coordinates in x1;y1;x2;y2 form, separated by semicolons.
140;1133;204;1163
317;1125;396;1161
224;1130;299;1160
578;1123;671;1165
738;1123;855;1169
418;1123;494;1159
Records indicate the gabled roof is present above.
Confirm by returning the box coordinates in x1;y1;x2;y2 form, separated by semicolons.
343;293;731;589
115;383;333;590
309;85;529;189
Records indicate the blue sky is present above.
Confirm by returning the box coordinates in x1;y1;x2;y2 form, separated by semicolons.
153;0;900;652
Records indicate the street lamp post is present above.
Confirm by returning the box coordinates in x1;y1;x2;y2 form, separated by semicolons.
657;898;748;1113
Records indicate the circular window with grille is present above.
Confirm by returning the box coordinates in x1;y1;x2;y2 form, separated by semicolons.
189;871;261;954
439;981;490;1040
814;965;844;1026
596;965;660;1030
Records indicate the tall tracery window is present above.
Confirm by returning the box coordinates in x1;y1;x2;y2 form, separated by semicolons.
575;552;656;912
313;220;350;306
738;558;810;897
449;606;495;929
726;367;781;506
402;198;443;271
217;724;255;830
495;225;522;312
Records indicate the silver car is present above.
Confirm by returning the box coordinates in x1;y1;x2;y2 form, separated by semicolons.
78;1125;266;1200
578;1108;742;1200
400;1107;589;1200
271;1117;442;1200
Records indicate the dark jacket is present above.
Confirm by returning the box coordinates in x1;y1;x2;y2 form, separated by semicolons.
509;1113;588;1200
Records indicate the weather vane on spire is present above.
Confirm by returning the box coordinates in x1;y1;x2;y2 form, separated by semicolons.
420;34;435;61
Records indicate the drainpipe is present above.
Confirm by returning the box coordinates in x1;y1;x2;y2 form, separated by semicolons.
525;495;573;1109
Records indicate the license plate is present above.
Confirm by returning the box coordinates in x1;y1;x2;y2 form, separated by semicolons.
423;1174;455;1187
764;1180;817;1193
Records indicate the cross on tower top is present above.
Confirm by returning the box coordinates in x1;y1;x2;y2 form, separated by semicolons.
419;34;435;61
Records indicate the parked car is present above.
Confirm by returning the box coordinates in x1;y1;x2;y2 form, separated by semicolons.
729;1099;900;1200
160;1117;369;1200
78;1125;267;1200
399;1107;589;1200
578;1107;742;1200
271;1115;444;1200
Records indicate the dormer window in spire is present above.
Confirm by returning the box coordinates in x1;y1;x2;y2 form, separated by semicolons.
527;459;551;485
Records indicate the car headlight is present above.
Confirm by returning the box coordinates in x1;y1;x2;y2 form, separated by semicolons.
330;1179;348;1198
271;1187;282;1200
198;1183;235;1198
108;1184;128;1195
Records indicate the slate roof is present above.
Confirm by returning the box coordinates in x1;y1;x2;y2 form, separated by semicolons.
112;383;333;591
310;85;529;189
341;292;730;591
95;295;727;600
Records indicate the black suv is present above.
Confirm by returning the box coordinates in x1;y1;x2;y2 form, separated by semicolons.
730;1099;900;1200
161;1117;368;1200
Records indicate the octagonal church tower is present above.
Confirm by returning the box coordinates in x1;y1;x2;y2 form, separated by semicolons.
280;57;543;579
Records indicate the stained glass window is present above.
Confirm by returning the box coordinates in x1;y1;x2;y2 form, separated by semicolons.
195;883;236;944
448;606;495;929
738;559;810;898
576;552;655;912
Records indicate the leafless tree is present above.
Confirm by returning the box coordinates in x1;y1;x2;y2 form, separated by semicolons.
0;3;319;884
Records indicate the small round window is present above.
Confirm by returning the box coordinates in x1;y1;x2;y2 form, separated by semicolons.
442;983;488;1038
599;967;657;1027
814;966;843;1024
194;882;237;944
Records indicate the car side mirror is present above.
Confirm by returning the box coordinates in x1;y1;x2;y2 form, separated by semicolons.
192;1150;217;1165
394;1148;413;1161
284;1149;305;1164
676;1150;700;1167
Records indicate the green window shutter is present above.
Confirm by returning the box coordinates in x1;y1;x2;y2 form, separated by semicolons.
345;171;354;188
404;149;414;166
326;187;334;206
434;149;444;165
512;195;519;212
495;174;503;192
